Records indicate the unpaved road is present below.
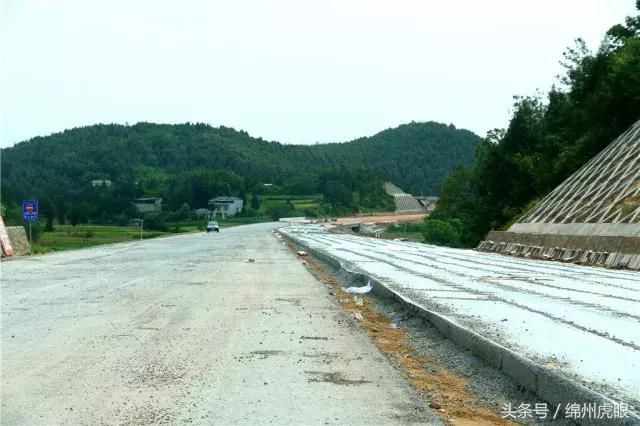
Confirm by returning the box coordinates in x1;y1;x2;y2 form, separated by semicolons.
1;223;437;425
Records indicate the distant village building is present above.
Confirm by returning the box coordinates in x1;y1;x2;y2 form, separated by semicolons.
208;196;243;217
133;198;162;213
91;179;112;187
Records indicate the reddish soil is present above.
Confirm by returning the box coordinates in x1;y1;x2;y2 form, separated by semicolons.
336;212;427;225
298;253;513;426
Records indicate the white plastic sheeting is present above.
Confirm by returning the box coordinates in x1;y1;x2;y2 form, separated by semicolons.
346;280;373;294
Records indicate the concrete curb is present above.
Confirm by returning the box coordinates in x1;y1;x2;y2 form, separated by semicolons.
283;232;640;425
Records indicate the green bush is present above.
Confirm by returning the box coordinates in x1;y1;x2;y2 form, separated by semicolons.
142;232;164;239
266;205;298;221
23;222;42;242
423;218;463;247
143;214;168;231
303;208;318;218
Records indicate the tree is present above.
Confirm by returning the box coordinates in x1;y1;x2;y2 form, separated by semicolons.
239;190;247;212
45;215;54;232
56;201;67;226
40;199;55;232
324;182;352;207
251;193;260;210
0;121;480;218
69;205;81;228
428;5;640;247
423;218;462;247
172;203;191;222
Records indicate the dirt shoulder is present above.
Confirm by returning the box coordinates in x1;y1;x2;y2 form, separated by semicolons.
289;240;562;426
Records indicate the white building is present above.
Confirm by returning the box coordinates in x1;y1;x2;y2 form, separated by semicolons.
208;197;243;217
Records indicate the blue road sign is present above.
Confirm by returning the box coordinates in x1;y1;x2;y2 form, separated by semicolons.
22;200;39;222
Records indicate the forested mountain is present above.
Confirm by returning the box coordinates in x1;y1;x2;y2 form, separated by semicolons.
1;121;480;207
425;3;640;247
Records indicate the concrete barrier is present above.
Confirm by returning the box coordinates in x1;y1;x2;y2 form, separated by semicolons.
0;217;15;256
284;232;640;424
477;231;640;271
6;226;30;256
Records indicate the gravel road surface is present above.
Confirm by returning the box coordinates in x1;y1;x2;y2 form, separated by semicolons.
1;223;437;425
280;225;640;409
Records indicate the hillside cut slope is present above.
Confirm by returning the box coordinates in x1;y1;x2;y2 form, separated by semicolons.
478;118;640;269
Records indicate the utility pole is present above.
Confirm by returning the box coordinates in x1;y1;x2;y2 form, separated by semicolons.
140;219;143;240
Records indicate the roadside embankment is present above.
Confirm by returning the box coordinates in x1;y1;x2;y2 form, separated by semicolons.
281;225;640;424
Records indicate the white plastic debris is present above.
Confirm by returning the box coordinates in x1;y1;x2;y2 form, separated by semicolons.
296;250;308;257
352;312;364;321
345;280;372;294
353;296;364;306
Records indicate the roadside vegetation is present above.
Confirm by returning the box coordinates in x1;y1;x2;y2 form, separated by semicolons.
381;220;468;247
1;161;395;249
31;224;173;253
2;184;391;254
381;223;428;243
27;216;273;254
423;4;640;247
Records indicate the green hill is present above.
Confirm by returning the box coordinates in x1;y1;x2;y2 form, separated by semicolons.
1;121;480;206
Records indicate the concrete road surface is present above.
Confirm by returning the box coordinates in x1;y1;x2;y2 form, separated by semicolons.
281;225;640;409
1;223;437;425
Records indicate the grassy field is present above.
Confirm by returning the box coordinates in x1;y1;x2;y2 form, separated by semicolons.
258;194;322;213
380;222;426;243
31;217;273;254
33;224;175;253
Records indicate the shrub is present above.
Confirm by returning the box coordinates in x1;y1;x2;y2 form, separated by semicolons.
423;218;463;247
23;222;42;243
303;208;318;218
143;214;168;231
266;205;297;221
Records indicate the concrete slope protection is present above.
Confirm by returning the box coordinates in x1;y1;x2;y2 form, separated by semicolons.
280;224;640;413
1;223;438;425
479;119;640;270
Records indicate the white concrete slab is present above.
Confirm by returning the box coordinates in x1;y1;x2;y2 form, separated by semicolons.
281;224;640;408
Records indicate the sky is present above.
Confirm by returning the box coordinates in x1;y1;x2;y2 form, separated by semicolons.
1;0;637;148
